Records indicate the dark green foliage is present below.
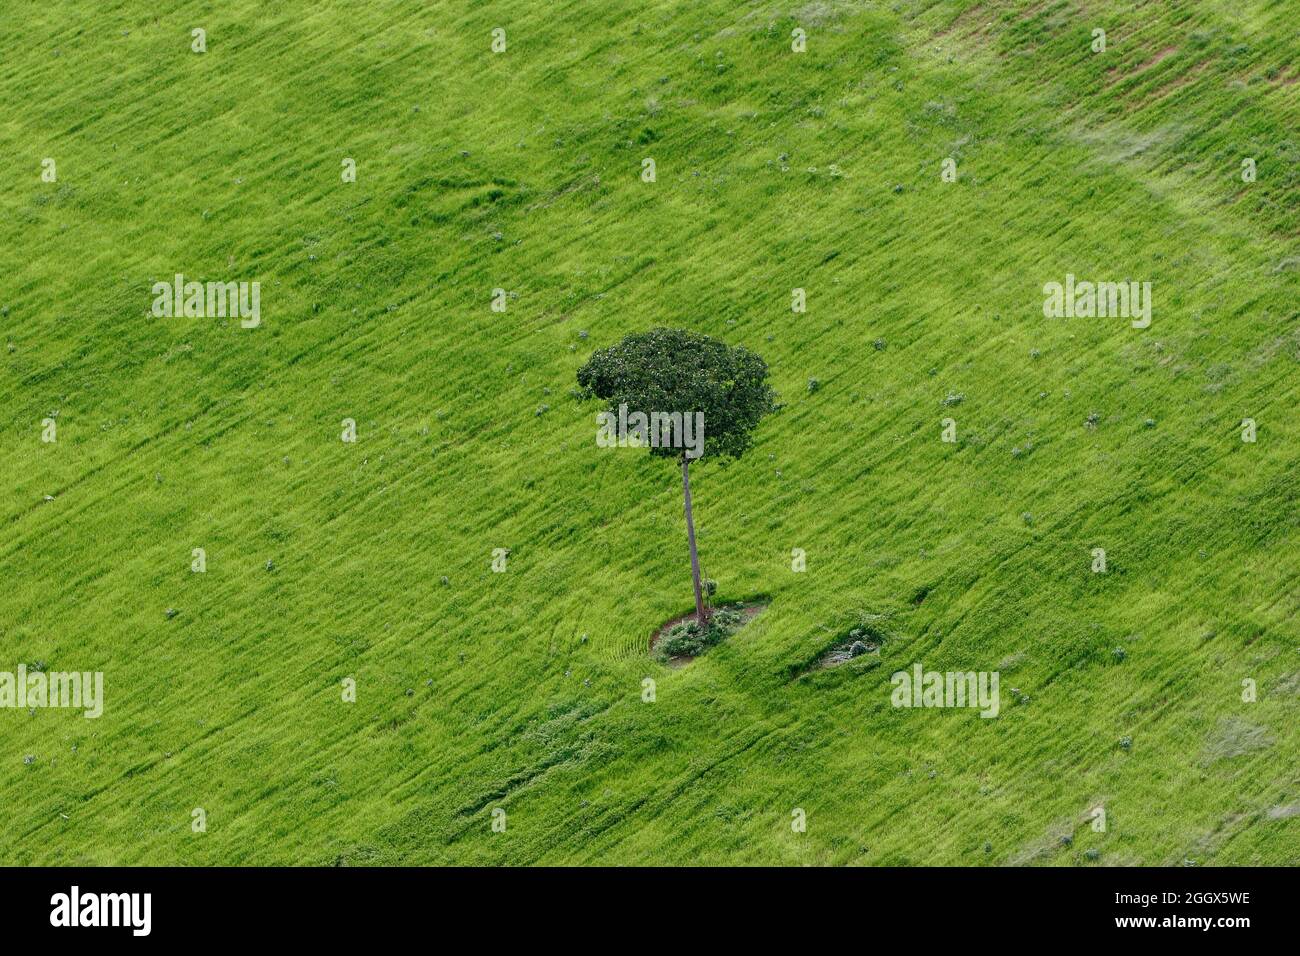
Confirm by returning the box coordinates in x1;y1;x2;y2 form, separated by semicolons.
576;328;776;461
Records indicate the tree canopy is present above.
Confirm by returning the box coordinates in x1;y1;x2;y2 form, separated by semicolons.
576;327;777;461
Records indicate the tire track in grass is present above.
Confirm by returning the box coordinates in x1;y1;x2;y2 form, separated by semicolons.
532;720;784;863
5;703;262;850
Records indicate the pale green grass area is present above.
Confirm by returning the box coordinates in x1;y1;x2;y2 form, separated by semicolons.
0;0;1296;864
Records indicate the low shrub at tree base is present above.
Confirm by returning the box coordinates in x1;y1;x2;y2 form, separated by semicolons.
654;606;746;661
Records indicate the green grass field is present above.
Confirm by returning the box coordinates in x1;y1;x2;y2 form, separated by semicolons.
1;0;1296;865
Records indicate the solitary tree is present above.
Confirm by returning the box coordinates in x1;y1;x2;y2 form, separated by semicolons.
577;328;777;626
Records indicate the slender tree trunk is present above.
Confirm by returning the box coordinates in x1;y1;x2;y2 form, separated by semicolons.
681;454;708;626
